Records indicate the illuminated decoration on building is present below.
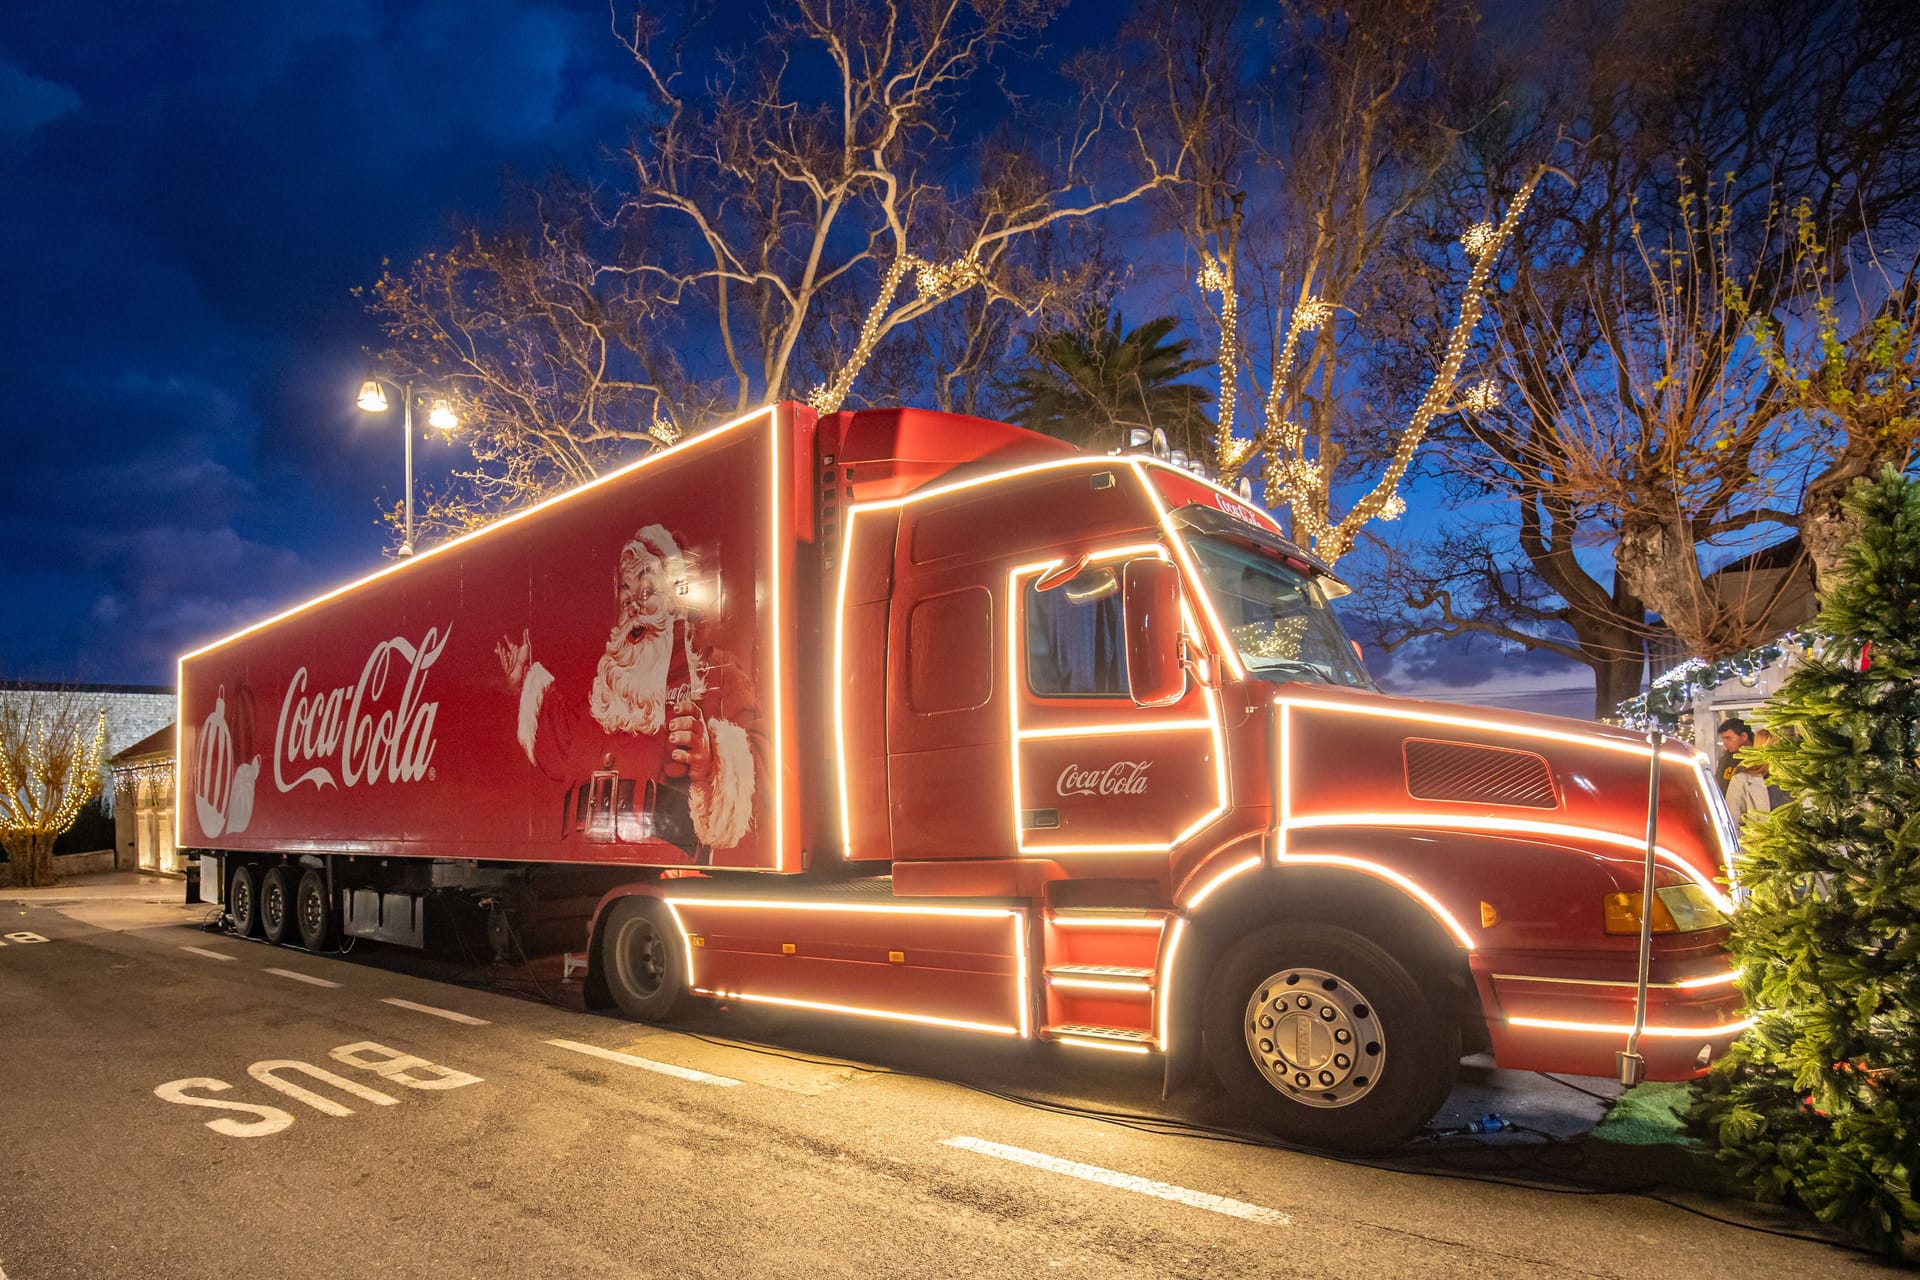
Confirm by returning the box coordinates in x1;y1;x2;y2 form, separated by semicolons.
660;896;1031;1039
176;405;788;854
1614;630;1809;730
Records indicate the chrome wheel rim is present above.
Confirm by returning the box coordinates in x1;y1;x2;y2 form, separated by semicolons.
1243;966;1384;1109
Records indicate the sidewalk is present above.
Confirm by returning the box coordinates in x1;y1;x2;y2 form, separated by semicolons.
0;870;187;903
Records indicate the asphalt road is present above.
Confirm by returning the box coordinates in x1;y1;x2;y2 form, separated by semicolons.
0;878;1882;1279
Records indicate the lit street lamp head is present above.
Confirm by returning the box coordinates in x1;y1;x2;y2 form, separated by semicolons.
428;398;458;431
356;379;389;413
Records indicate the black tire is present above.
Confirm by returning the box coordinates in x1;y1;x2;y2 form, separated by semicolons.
600;897;694;1023
1203;923;1460;1153
294;868;335;952
228;863;260;937
260;866;298;946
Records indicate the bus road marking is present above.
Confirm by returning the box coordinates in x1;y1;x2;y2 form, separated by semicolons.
380;997;489;1026
545;1039;742;1087
941;1136;1291;1226
265;967;340;988
181;945;236;962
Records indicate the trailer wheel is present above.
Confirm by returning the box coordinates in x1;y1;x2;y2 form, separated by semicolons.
600;897;693;1023
1203;923;1458;1153
228;863;260;937
260;866;297;946
294;869;335;951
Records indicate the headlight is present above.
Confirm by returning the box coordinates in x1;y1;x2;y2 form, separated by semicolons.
1602;884;1729;935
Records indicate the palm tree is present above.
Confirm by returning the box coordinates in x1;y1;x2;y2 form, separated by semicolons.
1006;309;1214;455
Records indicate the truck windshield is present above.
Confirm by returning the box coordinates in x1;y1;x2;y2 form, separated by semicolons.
1185;535;1373;688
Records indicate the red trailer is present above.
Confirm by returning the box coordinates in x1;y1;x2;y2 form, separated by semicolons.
177;401;1747;1150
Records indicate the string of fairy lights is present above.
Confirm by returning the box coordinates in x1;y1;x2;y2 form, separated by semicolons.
0;709;107;841
1196;171;1544;563
807;253;984;416
1613;633;1811;730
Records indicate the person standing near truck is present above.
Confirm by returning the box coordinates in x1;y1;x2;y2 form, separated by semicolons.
1716;717;1753;789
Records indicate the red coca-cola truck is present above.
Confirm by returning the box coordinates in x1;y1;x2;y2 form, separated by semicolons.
177;401;1747;1150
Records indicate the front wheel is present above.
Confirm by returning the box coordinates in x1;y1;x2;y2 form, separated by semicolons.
600;897;694;1023
1203;924;1459;1153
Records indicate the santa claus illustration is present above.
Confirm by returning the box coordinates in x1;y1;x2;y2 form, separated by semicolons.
496;523;762;862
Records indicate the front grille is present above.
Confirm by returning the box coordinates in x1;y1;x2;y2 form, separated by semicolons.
1403;738;1557;809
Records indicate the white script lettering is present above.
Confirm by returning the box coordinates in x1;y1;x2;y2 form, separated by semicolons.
274;626;451;794
1056;760;1152;798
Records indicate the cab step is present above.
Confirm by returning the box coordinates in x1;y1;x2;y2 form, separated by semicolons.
1045;964;1153;987
1046;1024;1154;1053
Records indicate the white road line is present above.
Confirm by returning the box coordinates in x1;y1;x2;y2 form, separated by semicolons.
545;1038;742;1087
264;967;340;988
180;945;236;962
380;997;490;1026
941;1136;1291;1226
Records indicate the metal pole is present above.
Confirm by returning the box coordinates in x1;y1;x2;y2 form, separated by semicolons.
401;378;415;557
1619;728;1663;1087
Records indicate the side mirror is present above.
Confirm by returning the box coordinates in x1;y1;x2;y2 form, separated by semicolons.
1123;558;1186;707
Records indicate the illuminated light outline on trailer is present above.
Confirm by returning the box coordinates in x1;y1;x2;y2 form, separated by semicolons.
174;403;787;856
1274;699;1737;915
661;896;1032;1039
1004;543;1230;857
768;411;787;869
1054;1035;1153;1055
1507;1014;1756;1038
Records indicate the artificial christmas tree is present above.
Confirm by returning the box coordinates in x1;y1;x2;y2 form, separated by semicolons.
1694;465;1920;1256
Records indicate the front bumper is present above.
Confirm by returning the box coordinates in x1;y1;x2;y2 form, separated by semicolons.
1472;945;1749;1079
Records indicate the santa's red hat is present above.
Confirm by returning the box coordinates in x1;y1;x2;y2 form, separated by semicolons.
619;523;686;593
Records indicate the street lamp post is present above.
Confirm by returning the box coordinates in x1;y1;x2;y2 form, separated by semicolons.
356;376;457;556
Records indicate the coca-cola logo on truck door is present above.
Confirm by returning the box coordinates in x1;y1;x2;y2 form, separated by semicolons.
273;626;452;794
1056;760;1152;797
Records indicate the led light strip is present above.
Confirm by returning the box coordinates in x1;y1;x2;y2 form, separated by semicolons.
1281;812;1733;915
1491;967;1743;991
692;988;1021;1037
1273;693;1701;766
1127;459;1245;679
662;896;1032;1039
1047;976;1153;994
1054;1035;1152;1055
1507;1014;1756;1038
1047;914;1168;930
768;410;787;870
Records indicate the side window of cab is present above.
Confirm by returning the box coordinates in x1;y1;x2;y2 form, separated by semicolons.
1025;566;1128;698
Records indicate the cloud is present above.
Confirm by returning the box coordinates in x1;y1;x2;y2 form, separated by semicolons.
0;62;80;139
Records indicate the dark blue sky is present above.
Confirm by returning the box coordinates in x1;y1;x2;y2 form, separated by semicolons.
0;0;1589;713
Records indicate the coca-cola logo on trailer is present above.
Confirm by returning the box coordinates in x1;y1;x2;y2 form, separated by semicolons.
1056;760;1152;797
274;626;452;795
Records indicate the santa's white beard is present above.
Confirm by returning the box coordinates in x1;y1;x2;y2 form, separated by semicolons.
590;620;673;735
